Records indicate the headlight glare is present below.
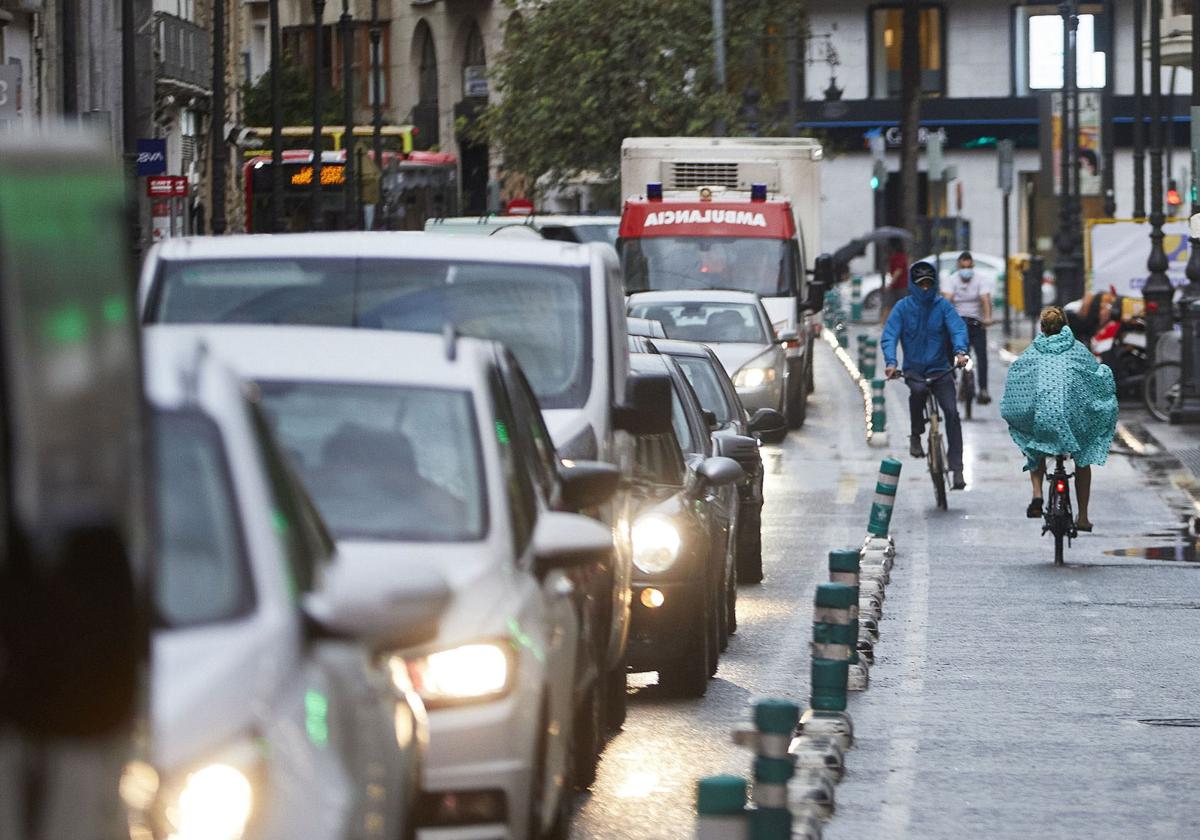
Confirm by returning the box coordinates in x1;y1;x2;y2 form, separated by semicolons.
164;763;253;840
404;642;513;706
734;365;776;389
632;516;681;574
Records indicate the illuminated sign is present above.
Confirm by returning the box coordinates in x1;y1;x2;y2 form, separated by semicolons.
290;164;346;186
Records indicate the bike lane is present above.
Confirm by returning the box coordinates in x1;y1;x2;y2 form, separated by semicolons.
824;335;1200;839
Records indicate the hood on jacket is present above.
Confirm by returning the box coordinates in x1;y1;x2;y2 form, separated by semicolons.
908;262;940;306
1032;326;1077;355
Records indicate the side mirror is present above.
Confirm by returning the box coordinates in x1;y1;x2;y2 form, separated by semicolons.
777;329;799;345
749;407;787;443
806;253;835;312
614;372;673;435
701;408;719;428
558;459;621;511
690;456;744;496
714;433;760;475
533;511;613;578
304;560;450;650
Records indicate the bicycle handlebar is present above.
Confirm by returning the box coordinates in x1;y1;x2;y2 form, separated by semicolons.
889;366;961;384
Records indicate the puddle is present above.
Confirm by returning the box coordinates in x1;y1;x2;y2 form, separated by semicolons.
1137;718;1200;727
1105;545;1199;562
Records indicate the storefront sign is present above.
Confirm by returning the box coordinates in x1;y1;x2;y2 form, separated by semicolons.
1088;219;1191;295
146;175;189;197
136;139;167;176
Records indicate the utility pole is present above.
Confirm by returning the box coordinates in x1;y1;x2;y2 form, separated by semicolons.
899;0;921;239
340;0;356;230
312;0;327;231
712;0;727;136
121;0;143;255
269;0;283;233
210;0;227;235
1053;1;1081;306
1170;1;1200;422
370;0;384;227
1101;0;1115;217
1144;0;1174;359
1133;0;1147;218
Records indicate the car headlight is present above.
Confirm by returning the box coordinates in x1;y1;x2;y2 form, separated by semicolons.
401;642;515;707
632;516;681;574
162;763;254;840
733;365;777;389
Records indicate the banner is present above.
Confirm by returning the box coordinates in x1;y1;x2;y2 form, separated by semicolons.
1049;92;1102;196
1087;219;1191;296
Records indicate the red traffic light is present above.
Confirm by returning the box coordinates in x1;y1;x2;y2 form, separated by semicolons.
1167;187;1182;207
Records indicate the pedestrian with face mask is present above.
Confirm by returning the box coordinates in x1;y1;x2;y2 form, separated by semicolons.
943;251;994;404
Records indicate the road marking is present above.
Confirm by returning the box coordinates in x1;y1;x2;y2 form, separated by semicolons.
877;524;930;838
836;473;858;505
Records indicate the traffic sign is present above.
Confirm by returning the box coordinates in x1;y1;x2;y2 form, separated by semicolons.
997;139;1015;194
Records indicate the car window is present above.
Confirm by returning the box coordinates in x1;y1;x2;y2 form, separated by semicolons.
153;409;254;627
488;371;539;554
499;351;561;506
256;381;487;543
632;432;686;487
673;356;733;425
151;258;593;410
628;301;768;344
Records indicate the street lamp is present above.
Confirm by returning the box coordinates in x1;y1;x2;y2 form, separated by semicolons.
340;0;357;230
269;0;283;233
1143;0;1174;357
370;0;384;228
311;0;327;231
1052;1;1082;306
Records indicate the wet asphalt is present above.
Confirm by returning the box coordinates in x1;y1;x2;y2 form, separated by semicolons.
571;334;1200;839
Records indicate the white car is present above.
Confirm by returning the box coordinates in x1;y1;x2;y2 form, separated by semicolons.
627;290;790;415
139;331;442;840
425;214;621;247
151;324;614;840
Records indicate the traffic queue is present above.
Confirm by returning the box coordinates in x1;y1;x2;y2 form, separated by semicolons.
1;132;832;840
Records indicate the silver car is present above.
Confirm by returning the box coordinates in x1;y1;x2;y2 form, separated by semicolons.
627;290;790;414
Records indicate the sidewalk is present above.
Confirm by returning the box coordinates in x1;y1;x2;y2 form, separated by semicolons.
822;331;1200;839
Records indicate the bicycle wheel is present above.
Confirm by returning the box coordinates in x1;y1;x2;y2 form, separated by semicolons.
929;432;948;510
1144;361;1183;422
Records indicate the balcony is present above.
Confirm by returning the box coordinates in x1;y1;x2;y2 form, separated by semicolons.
1157;2;1192;67
155;12;211;94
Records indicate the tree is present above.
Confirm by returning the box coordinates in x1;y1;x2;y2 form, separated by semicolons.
478;0;802;191
242;56;345;129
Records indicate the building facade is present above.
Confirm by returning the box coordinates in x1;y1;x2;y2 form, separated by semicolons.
801;0;1194;278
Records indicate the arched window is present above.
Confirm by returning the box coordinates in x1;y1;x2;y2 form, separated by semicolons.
413;21;439;148
462;22;487;100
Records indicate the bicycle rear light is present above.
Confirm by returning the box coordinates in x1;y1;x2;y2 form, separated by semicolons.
1055;480;1066;493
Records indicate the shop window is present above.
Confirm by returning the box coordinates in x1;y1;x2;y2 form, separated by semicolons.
1019;5;1106;94
869;5;944;99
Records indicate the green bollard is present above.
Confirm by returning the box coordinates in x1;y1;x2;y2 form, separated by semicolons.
810;583;856;711
870;379;887;434
867;458;903;537
696;775;749;839
850;275;863;322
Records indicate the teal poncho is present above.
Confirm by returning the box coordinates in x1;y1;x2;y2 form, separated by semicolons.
1000;327;1118;472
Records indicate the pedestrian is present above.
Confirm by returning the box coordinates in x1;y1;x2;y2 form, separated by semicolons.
942;251;994;404
879;238;908;323
999;306;1118;531
882;261;970;490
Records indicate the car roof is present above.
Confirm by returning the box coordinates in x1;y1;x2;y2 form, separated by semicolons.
647;337;717;359
147;231;596;268
144;324;495;390
628;290;765;305
429;215;620;228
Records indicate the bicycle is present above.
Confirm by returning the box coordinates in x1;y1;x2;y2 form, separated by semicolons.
1043;454;1077;566
1143;360;1182;422
893;368;956;511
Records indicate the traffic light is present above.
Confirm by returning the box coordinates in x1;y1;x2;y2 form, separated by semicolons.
871;159;887;192
1167;180;1182;215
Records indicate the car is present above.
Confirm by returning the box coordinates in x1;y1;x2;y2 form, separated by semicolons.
627;316;668;338
627;290;790;417
425;214;621;246
634;336;787;584
150;324;617;840
138;330;442;840
139;232;672;744
623;355;744;696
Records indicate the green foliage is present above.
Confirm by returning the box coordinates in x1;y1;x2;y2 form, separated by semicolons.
243;55;346;128
478;0;803;190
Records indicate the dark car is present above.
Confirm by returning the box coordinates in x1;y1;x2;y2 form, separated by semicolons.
628;336;785;584
624;354;743;697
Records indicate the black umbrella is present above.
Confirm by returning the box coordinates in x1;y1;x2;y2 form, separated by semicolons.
832;226;915;269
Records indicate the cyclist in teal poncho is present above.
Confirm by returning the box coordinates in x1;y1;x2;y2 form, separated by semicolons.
1000;306;1118;531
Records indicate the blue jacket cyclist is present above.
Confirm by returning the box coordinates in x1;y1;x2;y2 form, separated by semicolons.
881;261;970;489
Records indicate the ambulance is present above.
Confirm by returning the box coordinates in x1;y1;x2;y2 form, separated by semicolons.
618;137;832;429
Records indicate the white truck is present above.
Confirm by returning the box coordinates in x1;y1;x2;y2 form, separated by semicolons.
618;137;832;428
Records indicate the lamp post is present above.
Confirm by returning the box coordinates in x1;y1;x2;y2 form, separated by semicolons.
311;0;327;231
1053;1;1082;306
340;0;357;230
269;0;283;233
210;0;227;235
1169;3;1200;422
1133;0;1147;218
370;0;384;228
1143;0;1174;357
712;0;726;135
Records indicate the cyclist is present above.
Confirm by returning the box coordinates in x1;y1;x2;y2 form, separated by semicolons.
1000;306;1118;531
882;261;970;490
942;251;993;404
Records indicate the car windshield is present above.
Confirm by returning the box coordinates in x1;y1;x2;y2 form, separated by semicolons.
256;382;486;542
542;224;618;246
151;257;592;409
673;356;734;425
629;301;767;344
621;236;795;297
154;410;253;628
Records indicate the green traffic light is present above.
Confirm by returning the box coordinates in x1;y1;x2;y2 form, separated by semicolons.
870;176;880;190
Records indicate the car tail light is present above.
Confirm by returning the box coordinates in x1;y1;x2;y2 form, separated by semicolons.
784;339;801;349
